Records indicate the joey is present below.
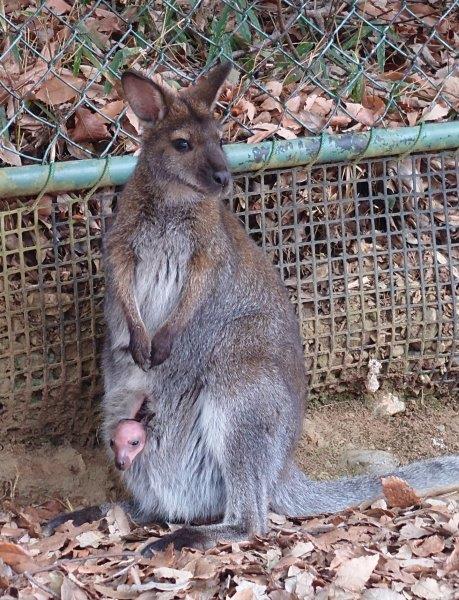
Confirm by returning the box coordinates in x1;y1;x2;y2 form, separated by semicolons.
110;419;146;471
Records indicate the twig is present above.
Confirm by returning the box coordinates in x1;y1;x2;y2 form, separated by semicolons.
276;0;301;62
24;573;60;599
100;558;138;583
14;551;138;579
232;7;301;60
231;2;334;62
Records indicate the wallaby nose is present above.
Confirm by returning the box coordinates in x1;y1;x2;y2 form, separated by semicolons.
213;170;230;187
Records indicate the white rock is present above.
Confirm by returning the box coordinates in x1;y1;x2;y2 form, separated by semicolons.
372;391;405;416
344;449;399;476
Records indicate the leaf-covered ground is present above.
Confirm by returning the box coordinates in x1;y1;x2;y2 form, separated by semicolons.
1;480;458;599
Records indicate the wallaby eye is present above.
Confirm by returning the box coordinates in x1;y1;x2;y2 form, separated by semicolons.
130;440;140;447
219;138;224;148
109;439;114;448
173;138;191;152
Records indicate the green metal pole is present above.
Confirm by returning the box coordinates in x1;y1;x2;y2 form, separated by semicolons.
1;122;458;198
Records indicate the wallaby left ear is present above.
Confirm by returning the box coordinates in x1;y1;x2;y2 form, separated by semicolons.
187;62;232;109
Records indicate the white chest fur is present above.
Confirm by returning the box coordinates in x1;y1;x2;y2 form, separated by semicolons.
134;234;189;334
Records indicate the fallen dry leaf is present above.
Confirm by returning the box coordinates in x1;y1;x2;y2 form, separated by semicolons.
345;101;377;126
442;77;459;109
288;540;314;557
35;195;54;219
363;93;385;118
260;97;281;112
236;98;256;121
247;123;279;143
107;504;131;537
334;553;379;592
0;137;21;166
265;81;283;98
398;522;430;540
100;100;126;120
0;541;38;573
443;540;459;573
362;590;405;599
45;0;72;14
285;95;302;113
422;103;450;122
284;568;314;596
233;580;269;599
381;476;421;508
410;535;444;557
61;576;89;600
35;74;83;106
71;107;110;143
75;530;104;548
411;577;454;599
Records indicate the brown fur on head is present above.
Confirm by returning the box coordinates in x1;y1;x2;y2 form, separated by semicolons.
121;62;232;200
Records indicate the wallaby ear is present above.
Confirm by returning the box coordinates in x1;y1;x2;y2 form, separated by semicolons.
121;70;171;123
187;62;232;109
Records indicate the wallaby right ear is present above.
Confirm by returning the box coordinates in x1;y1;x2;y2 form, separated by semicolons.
121;70;171;123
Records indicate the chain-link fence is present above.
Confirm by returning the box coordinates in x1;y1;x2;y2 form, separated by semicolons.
0;1;458;444
1;1;458;166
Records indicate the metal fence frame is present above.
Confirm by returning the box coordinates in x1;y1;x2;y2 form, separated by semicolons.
1;1;458;443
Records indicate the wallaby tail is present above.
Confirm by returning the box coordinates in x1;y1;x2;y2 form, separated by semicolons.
272;455;459;517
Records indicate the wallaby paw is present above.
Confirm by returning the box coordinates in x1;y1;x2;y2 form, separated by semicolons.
42;505;108;536
141;527;208;556
150;325;174;366
42;517;61;537
42;512;77;537
129;329;151;371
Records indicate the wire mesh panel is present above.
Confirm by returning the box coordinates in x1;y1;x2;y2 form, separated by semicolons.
0;191;109;443
1;1;458;167
230;151;459;394
1;150;457;444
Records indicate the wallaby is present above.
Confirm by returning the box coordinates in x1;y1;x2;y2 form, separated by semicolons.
44;63;459;554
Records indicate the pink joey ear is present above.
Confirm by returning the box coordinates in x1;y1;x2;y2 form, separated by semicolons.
121;70;173;123
187;61;232;109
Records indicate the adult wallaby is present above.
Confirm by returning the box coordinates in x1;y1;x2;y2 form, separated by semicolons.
45;63;459;554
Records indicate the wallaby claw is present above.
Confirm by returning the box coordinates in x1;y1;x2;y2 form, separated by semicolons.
141;538;169;557
129;329;152;371
150;325;174;366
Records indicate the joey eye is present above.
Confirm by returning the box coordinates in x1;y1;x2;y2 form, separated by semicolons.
173;138;191;151
130;440;140;447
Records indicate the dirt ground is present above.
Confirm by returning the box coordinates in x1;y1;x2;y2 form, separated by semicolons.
1;395;458;508
297;395;459;480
